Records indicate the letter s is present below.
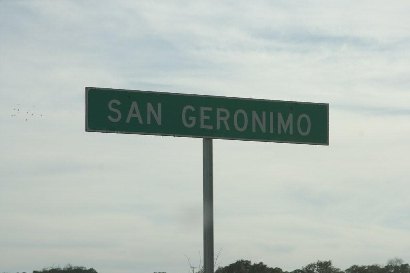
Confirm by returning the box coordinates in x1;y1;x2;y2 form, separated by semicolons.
108;99;121;122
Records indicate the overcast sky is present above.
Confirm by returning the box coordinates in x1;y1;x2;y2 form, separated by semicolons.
1;1;410;273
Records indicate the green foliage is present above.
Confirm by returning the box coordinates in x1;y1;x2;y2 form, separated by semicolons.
346;264;384;273
33;265;97;273
215;259;283;273
217;259;410;273
385;259;410;273
346;259;410;273
302;260;341;273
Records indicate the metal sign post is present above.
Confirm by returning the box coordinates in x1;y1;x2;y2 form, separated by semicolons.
203;138;214;273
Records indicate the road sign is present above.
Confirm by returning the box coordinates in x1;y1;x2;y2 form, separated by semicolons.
85;86;330;273
86;87;329;145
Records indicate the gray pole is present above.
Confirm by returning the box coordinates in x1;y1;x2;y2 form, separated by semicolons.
203;138;214;273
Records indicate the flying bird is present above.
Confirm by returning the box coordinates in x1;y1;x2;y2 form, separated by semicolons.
10;104;44;121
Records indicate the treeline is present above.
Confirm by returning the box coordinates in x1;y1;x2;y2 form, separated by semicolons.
30;258;410;273
33;265;97;273
215;259;410;273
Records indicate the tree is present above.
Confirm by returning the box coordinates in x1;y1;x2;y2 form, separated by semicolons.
345;265;369;273
33;265;98;273
385;258;410;273
302;260;341;273
215;259;251;273
346;259;410;273
215;260;283;273
215;258;410;273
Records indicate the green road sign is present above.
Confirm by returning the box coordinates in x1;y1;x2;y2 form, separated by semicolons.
86;87;329;145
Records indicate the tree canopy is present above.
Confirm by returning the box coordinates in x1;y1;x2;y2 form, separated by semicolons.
33;265;97;273
215;260;283;273
216;259;410;273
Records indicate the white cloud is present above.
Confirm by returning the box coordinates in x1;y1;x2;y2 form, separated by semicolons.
1;1;410;273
